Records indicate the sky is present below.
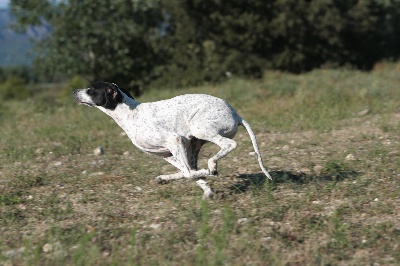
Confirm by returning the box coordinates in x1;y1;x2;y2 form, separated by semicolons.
0;0;8;9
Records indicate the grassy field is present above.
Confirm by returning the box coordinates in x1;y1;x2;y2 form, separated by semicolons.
0;64;400;265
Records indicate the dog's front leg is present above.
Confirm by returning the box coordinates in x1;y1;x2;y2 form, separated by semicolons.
155;154;209;183
165;134;192;177
156;170;213;199
154;134;193;184
155;170;185;184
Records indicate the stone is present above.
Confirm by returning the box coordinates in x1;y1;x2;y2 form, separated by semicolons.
93;146;104;156
43;243;53;253
300;167;311;174
237;218;250;225
358;108;370;116
345;154;355;161
313;165;324;174
149;223;161;230
35;148;44;155
282;145;290;151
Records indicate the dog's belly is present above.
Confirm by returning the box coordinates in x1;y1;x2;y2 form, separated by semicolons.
138;146;172;157
126;130;173;157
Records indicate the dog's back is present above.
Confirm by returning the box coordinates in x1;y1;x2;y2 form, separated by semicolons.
136;94;241;138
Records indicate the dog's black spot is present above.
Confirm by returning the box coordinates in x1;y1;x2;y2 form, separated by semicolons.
89;82;123;110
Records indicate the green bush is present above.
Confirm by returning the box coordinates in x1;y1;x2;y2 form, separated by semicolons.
68;75;89;90
58;75;89;99
0;76;31;100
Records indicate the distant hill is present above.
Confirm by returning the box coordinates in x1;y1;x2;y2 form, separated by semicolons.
0;8;50;67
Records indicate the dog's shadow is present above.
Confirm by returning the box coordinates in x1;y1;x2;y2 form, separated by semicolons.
228;170;361;194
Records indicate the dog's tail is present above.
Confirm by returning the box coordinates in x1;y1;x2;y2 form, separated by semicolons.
240;119;272;180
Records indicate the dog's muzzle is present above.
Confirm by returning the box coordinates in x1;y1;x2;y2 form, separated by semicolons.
73;89;94;107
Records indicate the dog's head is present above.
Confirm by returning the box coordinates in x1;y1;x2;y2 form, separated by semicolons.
73;82;133;110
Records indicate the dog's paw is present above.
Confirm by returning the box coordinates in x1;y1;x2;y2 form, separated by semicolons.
202;190;214;199
207;160;218;176
208;169;218;176
155;176;169;185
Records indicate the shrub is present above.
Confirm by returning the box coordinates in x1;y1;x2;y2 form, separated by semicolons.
0;76;31;100
58;75;89;99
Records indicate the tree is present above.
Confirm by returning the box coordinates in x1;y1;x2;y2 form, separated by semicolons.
10;0;400;89
11;0;164;93
153;0;270;88
158;0;400;81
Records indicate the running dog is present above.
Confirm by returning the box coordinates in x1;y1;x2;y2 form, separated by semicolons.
73;82;271;198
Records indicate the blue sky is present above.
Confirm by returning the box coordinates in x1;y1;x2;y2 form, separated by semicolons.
0;0;8;9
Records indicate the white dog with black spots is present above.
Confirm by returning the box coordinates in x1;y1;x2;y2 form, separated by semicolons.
73;82;271;198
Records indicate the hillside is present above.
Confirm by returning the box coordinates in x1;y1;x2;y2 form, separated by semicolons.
0;65;399;265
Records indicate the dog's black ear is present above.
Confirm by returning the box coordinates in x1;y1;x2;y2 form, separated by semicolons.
107;87;119;100
112;83;134;100
102;83;122;110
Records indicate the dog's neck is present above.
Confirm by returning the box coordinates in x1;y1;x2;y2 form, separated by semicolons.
120;93;140;110
98;93;140;133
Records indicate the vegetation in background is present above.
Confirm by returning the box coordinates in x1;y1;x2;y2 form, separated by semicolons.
157;0;400;87
9;0;400;89
58;75;90;99
10;0;164;92
0;75;31;100
0;66;32;83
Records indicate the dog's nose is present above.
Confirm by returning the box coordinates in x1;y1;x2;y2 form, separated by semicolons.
73;90;78;95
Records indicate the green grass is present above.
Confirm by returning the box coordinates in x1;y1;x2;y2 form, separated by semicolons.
0;63;400;265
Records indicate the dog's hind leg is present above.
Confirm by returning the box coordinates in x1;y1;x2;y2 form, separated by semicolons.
196;179;214;199
202;135;237;175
